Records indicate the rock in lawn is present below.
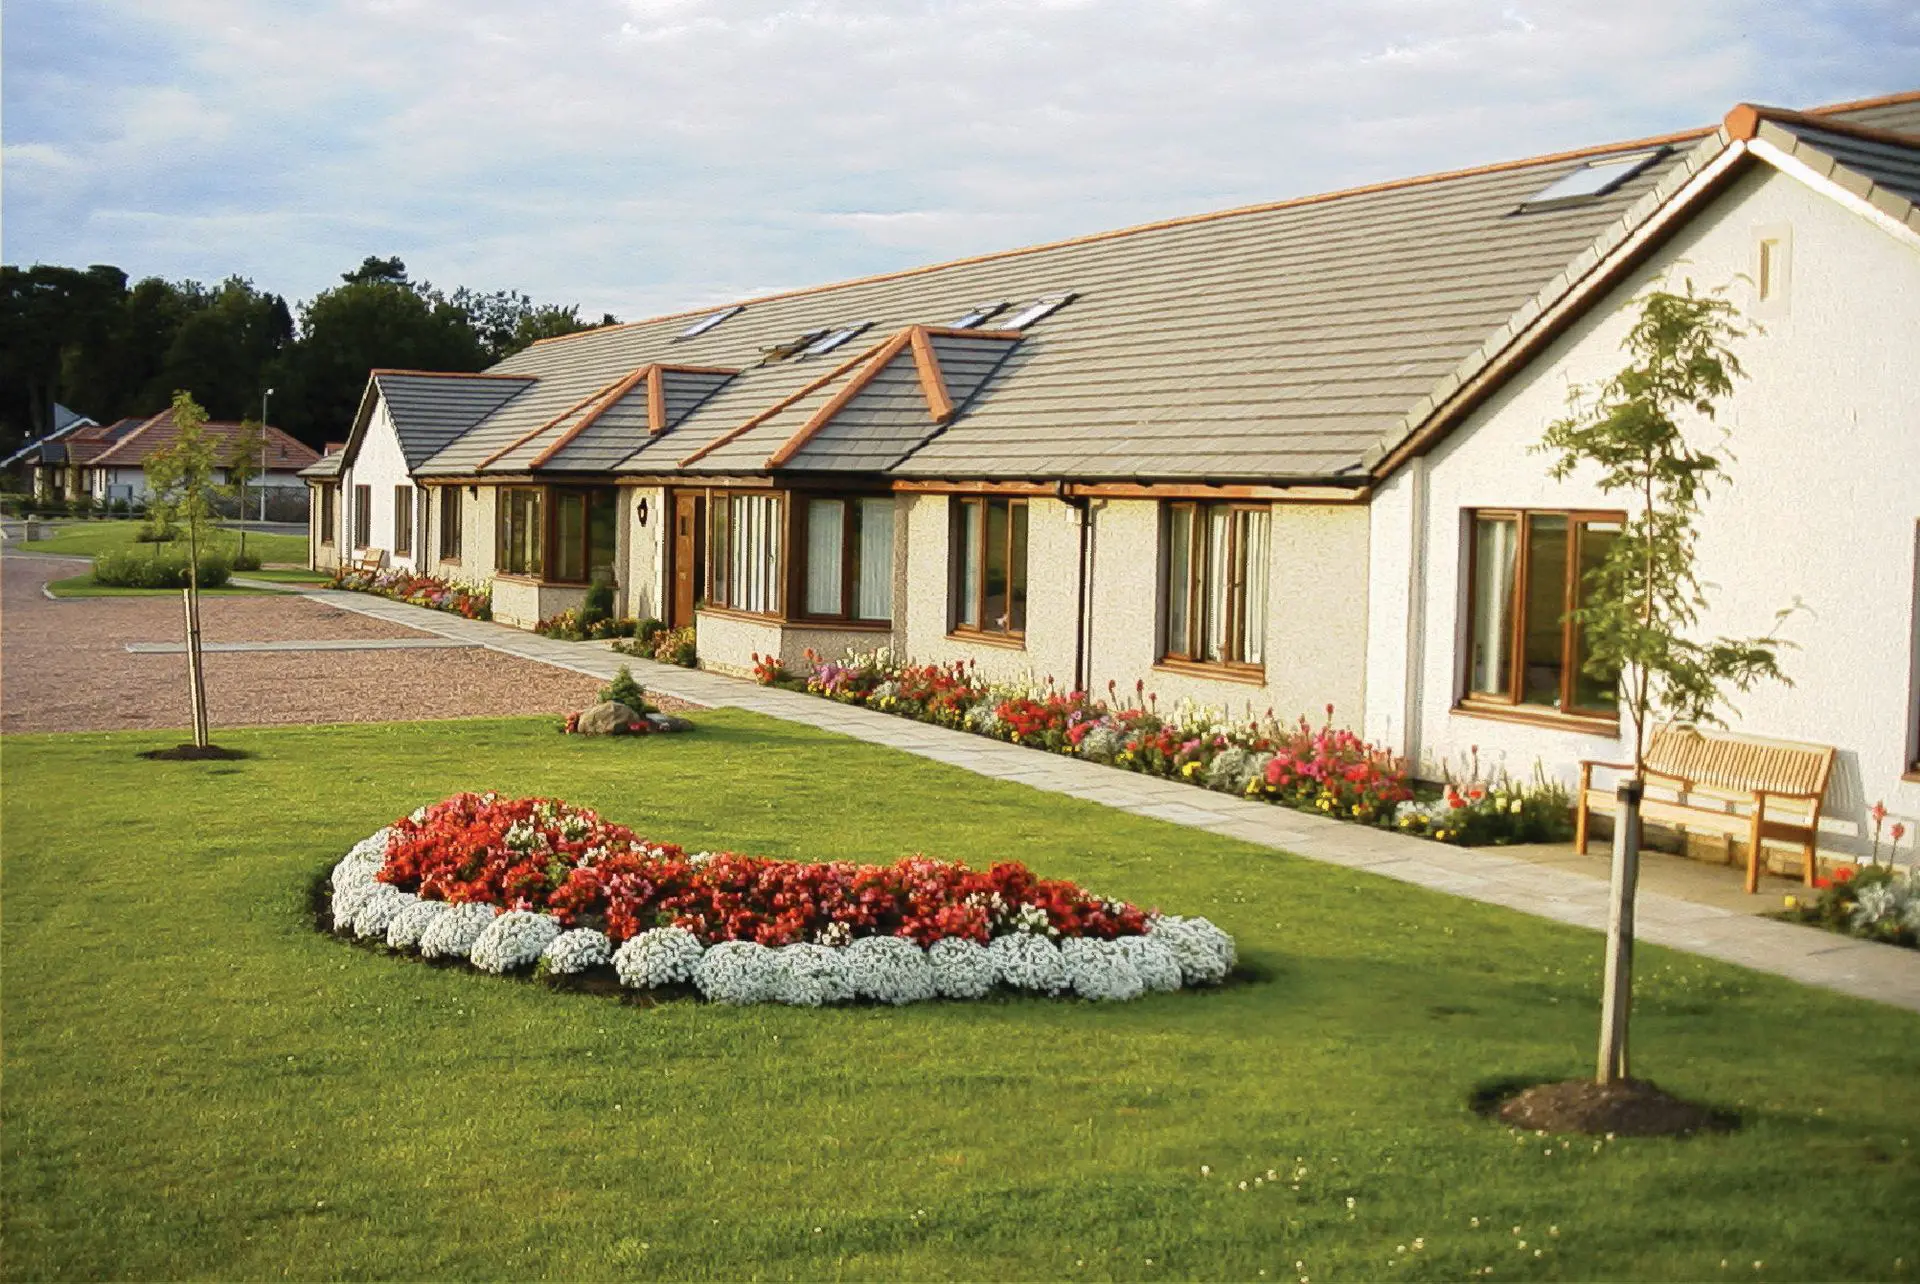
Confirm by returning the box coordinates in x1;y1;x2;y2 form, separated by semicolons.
646;712;695;733
576;701;642;735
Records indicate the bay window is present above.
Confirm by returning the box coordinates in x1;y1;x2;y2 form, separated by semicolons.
951;497;1028;636
1463;509;1621;718
498;488;543;577
709;492;782;614
802;496;894;622
1161;501;1268;668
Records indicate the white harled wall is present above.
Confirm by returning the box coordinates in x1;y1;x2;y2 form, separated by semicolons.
1365;163;1920;858
340;399;420;571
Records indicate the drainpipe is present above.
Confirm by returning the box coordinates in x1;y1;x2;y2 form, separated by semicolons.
1059;483;1095;695
1399;456;1430;775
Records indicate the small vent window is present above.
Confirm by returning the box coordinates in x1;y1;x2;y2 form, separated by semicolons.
1003;292;1077;329
1520;150;1664;206
678;305;742;339
951;302;1007;328
804;322;874;357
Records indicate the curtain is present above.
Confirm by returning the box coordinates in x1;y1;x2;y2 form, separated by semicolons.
954;500;981;628
1469;516;1517;696
1203;506;1229;661
1237;509;1269;665
855;498;893;620
806;499;844;614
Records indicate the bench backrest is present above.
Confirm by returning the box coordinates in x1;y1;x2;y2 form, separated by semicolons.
1645;723;1835;801
354;549;384;572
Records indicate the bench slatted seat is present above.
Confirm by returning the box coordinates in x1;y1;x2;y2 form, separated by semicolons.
1576;723;1836;893
353;548;385;573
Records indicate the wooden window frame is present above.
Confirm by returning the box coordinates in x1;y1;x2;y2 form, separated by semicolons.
352;484;371;549
795;494;894;626
318;485;336;546
1158;500;1267;675
705;488;785;617
393;485;413;555
438;486;462;563
948;496;1028;641
1457;507;1624;727
496;486;544;578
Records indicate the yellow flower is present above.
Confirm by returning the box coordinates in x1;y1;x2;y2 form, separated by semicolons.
1783;894;1799;910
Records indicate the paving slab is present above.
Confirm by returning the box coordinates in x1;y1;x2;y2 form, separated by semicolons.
284;582;1920;1014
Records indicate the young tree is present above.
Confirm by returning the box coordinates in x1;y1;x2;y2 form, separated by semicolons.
145;391;224;748
225;417;267;562
1536;281;1794;1084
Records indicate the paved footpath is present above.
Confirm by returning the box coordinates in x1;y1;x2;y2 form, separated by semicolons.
251;579;1920;1015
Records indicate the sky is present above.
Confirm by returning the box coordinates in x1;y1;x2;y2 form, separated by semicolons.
5;0;1916;324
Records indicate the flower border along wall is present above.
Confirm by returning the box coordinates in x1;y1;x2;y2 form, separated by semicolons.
326;793;1238;1005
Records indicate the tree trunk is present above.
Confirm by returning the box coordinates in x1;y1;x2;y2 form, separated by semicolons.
1597;776;1643;1084
183;526;210;748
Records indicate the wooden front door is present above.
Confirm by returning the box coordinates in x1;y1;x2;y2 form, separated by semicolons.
670;491;703;628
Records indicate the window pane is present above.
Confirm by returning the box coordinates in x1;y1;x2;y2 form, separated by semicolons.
1236;509;1269;664
805;498;844;615
1203;505;1229;662
954;500;981;628
1571;521;1621;710
555;492;587;582
1469;517;1517;696
588;489;618;584
1164;505;1192;655
709;495;730;605
984;499;1009;631
855;497;893;620
1007;502;1028;633
1520;514;1569;706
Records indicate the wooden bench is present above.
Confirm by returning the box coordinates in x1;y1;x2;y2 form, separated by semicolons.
1577;724;1836;893
352;548;385;574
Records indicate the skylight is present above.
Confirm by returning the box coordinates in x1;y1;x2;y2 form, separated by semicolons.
804;321;874;357
759;330;830;364
1520;150;1664;206
1003;292;1077;329
951;302;1007;328
678;305;742;339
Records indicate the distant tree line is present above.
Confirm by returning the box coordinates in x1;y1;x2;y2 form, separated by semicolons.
0;255;614;455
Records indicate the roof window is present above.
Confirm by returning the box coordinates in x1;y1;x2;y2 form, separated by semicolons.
1003;292;1077;329
951;302;1008;328
759;330;830;364
678;305;742;339
803;321;874;357
1520;150;1664;206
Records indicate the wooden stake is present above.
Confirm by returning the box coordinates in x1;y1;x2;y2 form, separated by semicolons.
181;586;207;747
1597;777;1643;1084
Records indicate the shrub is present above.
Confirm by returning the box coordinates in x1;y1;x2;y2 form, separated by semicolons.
598;666;650;713
134;519;176;543
230;548;262;572
635;618;666;645
580;582;614;630
535;608;583;640
92;548;232;589
108;497;130;518
654;625;696;668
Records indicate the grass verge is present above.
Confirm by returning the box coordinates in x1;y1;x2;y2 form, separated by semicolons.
3;714;1916;1281
43;574;271;598
20;519;308;564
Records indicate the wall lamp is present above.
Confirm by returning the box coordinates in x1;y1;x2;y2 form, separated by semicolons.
636;497;650;527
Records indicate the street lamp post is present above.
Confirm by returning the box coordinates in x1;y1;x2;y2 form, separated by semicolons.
260;387;275;523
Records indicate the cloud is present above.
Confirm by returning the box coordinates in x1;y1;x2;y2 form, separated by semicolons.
4;0;1915;328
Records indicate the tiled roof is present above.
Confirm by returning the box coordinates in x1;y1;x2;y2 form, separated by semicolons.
371;370;535;470
372;89;1918;485
89;410;321;471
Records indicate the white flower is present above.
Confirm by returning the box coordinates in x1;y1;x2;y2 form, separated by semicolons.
1114;933;1184;992
1076;726;1123;763
1149;915;1237;986
613;927;705;989
813;920;853;948
352;885;412;940
988;932;1069;994
418;903;499;960
927;937;997;999
1008;903;1057;937
469;910;562;974
386;898;448;950
770;943;854;1007
695;940;778;1004
1060;936;1146;1001
541;928;612;975
844;935;937;1005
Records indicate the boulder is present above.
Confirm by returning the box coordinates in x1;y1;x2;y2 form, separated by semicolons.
576;700;642;735
647;712;695;733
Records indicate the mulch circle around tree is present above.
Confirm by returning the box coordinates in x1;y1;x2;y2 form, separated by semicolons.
140;744;251;761
1483;1077;1737;1137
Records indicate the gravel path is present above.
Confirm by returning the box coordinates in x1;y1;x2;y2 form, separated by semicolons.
2;553;618;734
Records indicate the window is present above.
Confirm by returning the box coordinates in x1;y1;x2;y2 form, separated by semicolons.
439;487;463;561
801;496;894;621
759;331;829;365
804;322;873;357
709;492;782;614
951;302;1007;328
1003;292;1076;329
1519;150;1663;206
678;305;741;339
951;497;1028;636
1161;502;1268;668
319;485;336;545
1462;510;1622;718
352;485;371;548
393;485;413;555
498;487;543;577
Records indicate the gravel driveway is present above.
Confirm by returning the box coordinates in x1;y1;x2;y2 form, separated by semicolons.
2;553;616;734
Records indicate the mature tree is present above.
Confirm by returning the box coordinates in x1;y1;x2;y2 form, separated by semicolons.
145;392;225;748
451;288;602;361
341;255;410;287
1536;281;1794;1085
153;278;292;420
0;264;127;450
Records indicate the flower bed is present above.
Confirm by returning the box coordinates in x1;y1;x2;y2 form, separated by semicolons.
772;648;1570;845
328;567;491;619
324;793;1237;1003
1777;863;1920;950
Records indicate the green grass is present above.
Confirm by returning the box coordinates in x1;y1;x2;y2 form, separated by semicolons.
20;519;309;564
43;574;273;598
4;714;1916;1281
237;567;330;584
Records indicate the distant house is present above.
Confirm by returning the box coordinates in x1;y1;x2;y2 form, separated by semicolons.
307;90;1920;862
3;403;102;499
78;408;319;510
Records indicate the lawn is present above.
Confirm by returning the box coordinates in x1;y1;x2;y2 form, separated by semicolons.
20;519;309;565
3;714;1916;1281
43;574;275;598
